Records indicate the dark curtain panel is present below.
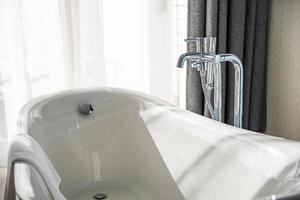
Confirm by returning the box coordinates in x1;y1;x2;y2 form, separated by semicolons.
186;0;269;132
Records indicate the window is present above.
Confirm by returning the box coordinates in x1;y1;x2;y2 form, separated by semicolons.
0;0;187;166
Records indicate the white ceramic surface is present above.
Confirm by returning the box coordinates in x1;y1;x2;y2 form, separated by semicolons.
12;88;300;200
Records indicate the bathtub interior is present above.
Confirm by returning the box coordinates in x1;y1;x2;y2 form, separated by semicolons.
20;89;185;200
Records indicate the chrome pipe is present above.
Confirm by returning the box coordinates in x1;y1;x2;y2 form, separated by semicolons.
219;54;244;128
176;38;244;128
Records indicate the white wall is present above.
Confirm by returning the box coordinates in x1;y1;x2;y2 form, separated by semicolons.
266;0;300;140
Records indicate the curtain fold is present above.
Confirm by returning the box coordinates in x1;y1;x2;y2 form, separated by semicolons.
186;0;269;131
186;0;206;114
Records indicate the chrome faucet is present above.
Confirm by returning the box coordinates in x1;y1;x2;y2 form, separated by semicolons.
177;37;244;128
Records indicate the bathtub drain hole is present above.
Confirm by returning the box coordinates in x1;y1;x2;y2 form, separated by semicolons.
93;193;108;200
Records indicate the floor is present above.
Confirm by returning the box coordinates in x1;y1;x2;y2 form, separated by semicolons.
0;168;6;200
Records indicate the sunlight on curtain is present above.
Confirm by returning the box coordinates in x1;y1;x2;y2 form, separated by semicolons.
0;0;187;166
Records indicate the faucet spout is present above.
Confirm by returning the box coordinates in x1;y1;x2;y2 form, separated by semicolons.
176;52;218;119
176;52;200;69
176;53;218;70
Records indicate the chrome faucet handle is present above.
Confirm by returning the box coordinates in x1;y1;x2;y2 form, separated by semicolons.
184;38;202;53
184;38;201;42
184;38;205;70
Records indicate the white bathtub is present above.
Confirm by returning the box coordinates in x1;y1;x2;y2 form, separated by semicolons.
8;88;300;200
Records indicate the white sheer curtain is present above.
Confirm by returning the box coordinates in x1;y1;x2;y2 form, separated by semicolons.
0;0;187;166
0;0;106;166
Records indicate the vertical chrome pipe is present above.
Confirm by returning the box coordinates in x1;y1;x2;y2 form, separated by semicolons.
213;62;222;122
204;37;217;118
219;54;243;128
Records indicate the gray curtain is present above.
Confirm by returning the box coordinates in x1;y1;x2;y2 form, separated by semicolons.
186;0;269;132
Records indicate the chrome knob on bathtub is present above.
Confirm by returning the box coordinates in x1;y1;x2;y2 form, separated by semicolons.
78;102;93;116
